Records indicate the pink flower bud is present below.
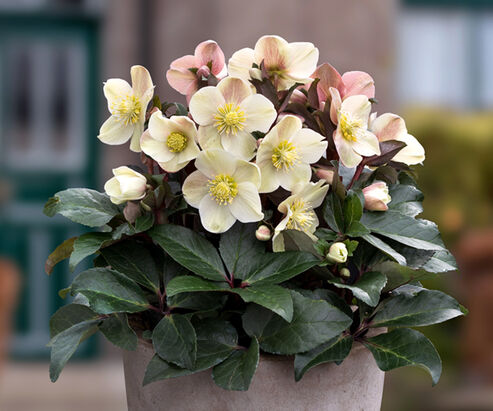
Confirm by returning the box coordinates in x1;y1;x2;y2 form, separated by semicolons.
256;225;272;241
197;65;211;78
315;168;334;184
362;181;391;211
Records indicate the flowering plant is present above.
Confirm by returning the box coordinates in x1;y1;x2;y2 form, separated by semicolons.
45;36;464;391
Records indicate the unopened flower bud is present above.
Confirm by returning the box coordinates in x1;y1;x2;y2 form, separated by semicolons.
256;225;272;241
326;242;348;264
362;181;391;211
249;68;263;81
104;166;147;205
315;168;334;184
340;268;351;278
289;88;308;105
196;65;211;78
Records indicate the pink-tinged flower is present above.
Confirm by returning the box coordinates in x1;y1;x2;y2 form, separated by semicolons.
369;113;425;165
311;63;375;123
228;35;319;90
166;40;227;99
333;95;380;168
362;181;391;211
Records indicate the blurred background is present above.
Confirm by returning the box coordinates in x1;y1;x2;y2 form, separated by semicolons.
0;0;491;410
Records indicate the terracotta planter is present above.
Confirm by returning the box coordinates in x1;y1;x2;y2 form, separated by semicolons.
123;339;385;411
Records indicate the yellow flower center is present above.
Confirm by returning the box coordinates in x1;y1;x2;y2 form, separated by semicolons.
339;112;360;142
110;94;142;126
272;140;299;170
286;199;316;231
214;103;246;135
166;132;188;153
208;174;238;205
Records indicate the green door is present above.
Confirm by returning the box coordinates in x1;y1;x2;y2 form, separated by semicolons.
0;13;100;358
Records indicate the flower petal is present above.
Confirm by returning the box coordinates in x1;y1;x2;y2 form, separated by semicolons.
220;129;257;161
329;87;342;124
312;63;344;105
370;113;407;142
352;130;380;157
199;195;236;233
277;163;311;191
340;95;371;127
217;77;252;106
170;55;197;70
241;94;277;133
394;133;425;165
342;71;375;99
166;68;198;96
158;157;191;173
198;125;222;151
259;162;280;193
263;115;302;146
227;47;255;81
195;40;225;76
334;131;362;168
103;79;132;109
148;111;173;141
131;65;154;99
254;35;289;69
129;122;144;152
182;170;209;208
290;128;327;164
97;116;133;145
189;86;225;125
140;130;174;163
195;149;237;178
233;160;261;188
291;181;329;208
169;115;198;142
229;182;263;223
285;42;319;80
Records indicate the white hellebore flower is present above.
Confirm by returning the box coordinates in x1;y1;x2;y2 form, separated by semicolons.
334;95;380;168
140;111;200;173
98;66;154;152
272;181;329;252
228;35;319;90
326;242;348;264
362;181;391;211
189;77;276;161
182;149;263;233
104;166;147;205
369;113;425;165
257;115;327;193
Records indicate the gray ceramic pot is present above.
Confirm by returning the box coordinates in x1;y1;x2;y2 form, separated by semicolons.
123;339;385;411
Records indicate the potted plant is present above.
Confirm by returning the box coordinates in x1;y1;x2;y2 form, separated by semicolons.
44;36;465;411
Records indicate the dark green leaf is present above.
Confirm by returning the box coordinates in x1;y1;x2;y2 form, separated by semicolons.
243;290;352;355
167;292;226;311
328;272;387;307
143;318;237;385
45;237;76;275
71;268;149;314
343;190;364;232
150;224;226;281
370;289;464;328
376;261;437;291
48;319;99;382
362;234;406;265
99;313;138;351
363;328;442;385
243;251;319;286
49;303;98;338
152;314;197;369
44;188;120;227
212;337;259;391
219;222;264;280
345;221;370;237
234;285;293;322
69;232;112;272
100;240;160;291
388;184;424;218
166;276;229;297
315;228;338;242
361;211;446;251
421;250;458;273
282;230;319;254
294;336;353;381
323;192;344;233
